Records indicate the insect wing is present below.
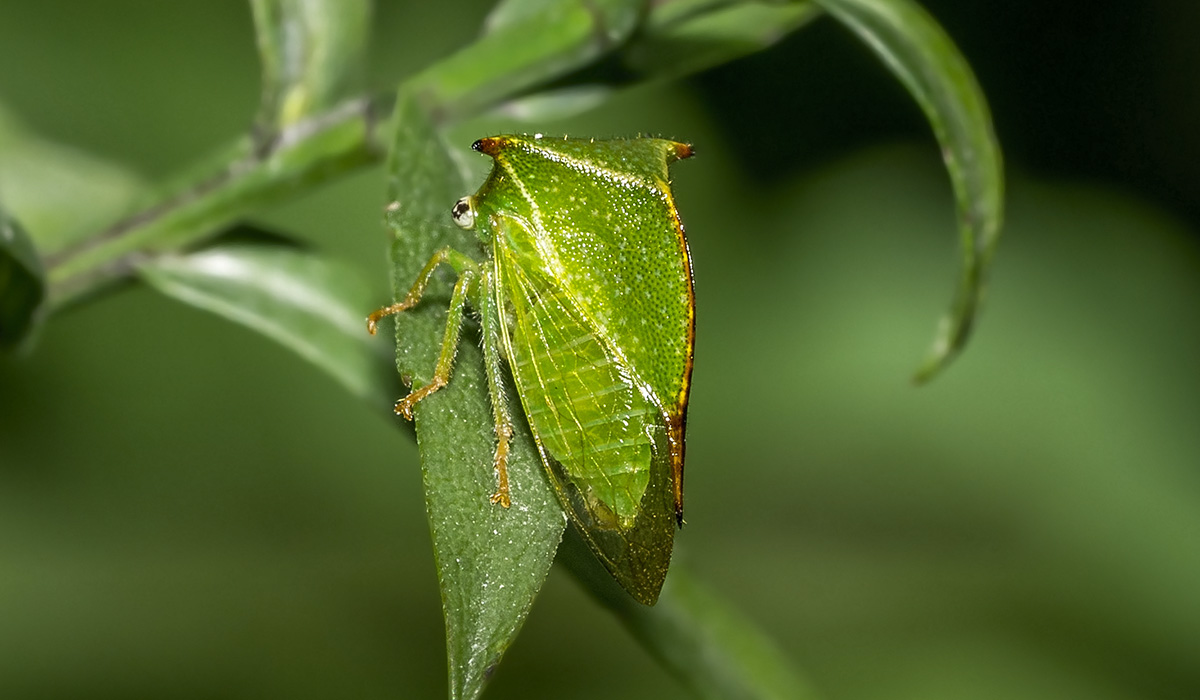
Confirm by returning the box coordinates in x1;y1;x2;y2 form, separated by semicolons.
474;136;695;523
477;137;695;416
492;221;676;604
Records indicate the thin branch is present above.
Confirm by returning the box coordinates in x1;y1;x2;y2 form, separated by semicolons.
45;94;393;310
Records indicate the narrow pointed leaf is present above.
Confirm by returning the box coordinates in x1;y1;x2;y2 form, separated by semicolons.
483;0;644;43
250;0;371;131
409;0;644;120
560;529;822;700
483;0;573;33
813;0;1004;381
138;236;396;409
387;90;566;700
0;202;44;349
623;0;819;82
496;1;820;122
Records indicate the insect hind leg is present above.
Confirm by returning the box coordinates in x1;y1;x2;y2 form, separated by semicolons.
475;268;514;508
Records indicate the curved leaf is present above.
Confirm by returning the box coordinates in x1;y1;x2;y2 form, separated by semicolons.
250;0;371;131
387;90;566;700
0;202;44;350
813;0;1004;382
409;0;645;120
138;236;396;409
623;0;819;82
496;1;821;122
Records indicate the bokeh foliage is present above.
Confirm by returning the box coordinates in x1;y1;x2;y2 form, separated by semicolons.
2;2;1197;700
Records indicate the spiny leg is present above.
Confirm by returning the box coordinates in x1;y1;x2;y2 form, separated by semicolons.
365;245;478;418
367;245;514;507
392;267;477;420
366;246;477;335
475;268;514;508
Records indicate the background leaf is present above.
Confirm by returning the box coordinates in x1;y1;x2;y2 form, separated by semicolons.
250;0;371;132
409;0;645;119
0;201;43;349
813;0;1004;381
623;0;819;82
387;90;566;700
137;234;396;410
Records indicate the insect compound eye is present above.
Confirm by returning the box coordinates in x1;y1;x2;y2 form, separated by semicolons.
451;196;476;230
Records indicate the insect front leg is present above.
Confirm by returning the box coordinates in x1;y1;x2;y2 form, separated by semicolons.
366;245;479;420
366;246;477;335
472;269;516;508
390;266;477;420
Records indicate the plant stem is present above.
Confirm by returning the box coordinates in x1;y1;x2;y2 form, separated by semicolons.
44;94;393;311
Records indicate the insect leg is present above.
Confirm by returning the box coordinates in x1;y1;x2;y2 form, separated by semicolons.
393;267;477;420
473;269;514;508
366;246;477;334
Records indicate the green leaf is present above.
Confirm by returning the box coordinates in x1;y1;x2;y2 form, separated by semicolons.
409;0;645;120
0;201;44;350
491;85;617;122
559;529;822;700
137;233;396;409
482;0;643;41
494;0;820;123
250;0;371;131
624;0;820;82
812;0;1004;382
386;90;566;700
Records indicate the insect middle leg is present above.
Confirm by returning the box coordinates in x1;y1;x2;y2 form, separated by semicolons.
473;268;514;508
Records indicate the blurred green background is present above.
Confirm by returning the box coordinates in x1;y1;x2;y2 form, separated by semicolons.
2;2;1199;699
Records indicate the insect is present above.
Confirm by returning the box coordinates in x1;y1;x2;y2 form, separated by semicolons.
368;134;694;605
